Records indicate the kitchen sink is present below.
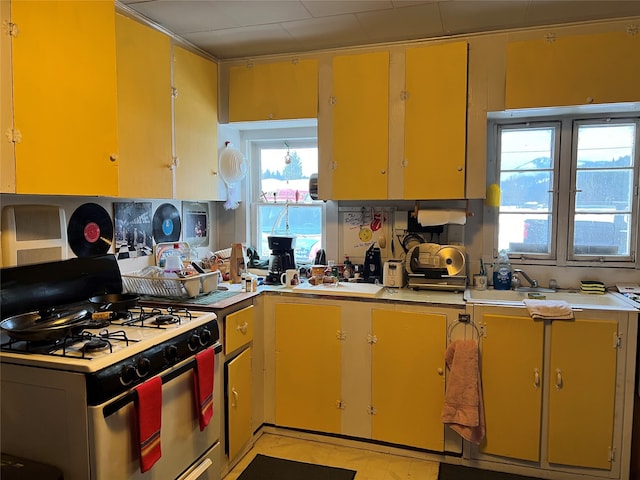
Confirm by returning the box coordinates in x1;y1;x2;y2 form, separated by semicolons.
464;288;636;309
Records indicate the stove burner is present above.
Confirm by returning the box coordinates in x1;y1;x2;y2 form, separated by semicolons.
82;337;109;352
84;319;111;329
154;314;179;325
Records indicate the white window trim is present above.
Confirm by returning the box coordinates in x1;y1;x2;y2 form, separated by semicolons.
487;108;640;269
247;136;325;260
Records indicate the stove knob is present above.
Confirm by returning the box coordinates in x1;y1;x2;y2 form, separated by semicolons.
120;364;137;385
188;334;200;351
165;344;178;363
199;328;211;346
136;358;151;377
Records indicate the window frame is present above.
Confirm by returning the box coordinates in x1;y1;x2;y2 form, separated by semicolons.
248;137;325;263
488;109;639;269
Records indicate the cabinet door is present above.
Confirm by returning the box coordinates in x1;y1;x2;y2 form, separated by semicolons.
479;313;544;461
229;59;318;121
403;42;467;199
331;51;389;200
226;347;252;462
11;0;118;195
173;46;220;200
547;318;617;469
371;309;446;451
506;31;640;109
1;0;14;193
115;14;173;199
275;303;341;433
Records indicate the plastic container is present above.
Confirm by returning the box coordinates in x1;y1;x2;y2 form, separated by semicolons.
493;250;512;290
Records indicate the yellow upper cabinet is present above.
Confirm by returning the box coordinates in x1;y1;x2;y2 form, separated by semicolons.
506;31;640;109
173;45;221;201
324;43;468;201
115;14;173;199
11;0;119;196
1;0;15;193
402;41;468;200
330;51;390;200
229;59;318;122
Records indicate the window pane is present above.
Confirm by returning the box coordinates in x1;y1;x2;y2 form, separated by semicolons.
572;122;635;257
499;126;555;255
257;205;322;263
260;147;317;203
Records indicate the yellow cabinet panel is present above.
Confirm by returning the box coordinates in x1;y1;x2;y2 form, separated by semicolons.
229;59;318;121
226;347;252;462
1;0;14;193
115;14;173;199
12;0;118;195
506;31;640;109
371;309;446;451
275;303;341;433
331;51;389;200
404;42;467;199
173;46;220;200
547;319;617;469
479;314;544;461
225;305;254;355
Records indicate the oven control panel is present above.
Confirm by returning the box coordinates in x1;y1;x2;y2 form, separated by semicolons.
86;319;220;406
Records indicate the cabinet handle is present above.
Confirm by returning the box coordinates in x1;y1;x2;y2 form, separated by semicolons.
380;169;386;175
231;387;238;407
533;368;540;389
555;368;563;390
237;322;248;334
437;367;444;376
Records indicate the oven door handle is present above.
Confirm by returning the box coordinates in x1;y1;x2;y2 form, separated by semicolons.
103;343;222;418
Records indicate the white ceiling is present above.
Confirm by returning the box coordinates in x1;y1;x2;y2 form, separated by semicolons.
119;0;640;59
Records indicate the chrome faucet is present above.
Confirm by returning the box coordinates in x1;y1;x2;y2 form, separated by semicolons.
512;268;538;288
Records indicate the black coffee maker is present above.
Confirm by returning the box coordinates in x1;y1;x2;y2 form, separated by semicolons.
363;244;382;283
265;235;296;285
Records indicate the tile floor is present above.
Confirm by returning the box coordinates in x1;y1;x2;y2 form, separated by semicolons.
223;433;441;480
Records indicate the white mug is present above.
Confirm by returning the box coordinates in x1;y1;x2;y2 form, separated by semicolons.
281;269;299;287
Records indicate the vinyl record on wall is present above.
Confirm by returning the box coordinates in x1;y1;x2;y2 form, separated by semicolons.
67;203;114;257
152;203;181;243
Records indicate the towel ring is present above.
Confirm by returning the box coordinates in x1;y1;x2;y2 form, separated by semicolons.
447;317;481;343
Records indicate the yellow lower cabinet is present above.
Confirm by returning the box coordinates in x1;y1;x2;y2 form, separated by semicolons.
547;319;617;469
371;309;446;451
479;314;544;461
477;309;620;472
226;347;252;462
275;303;342;433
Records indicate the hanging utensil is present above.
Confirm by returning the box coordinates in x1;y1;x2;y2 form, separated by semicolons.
377;210;387;249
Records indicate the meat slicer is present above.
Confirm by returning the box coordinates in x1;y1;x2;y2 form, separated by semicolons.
404;243;467;291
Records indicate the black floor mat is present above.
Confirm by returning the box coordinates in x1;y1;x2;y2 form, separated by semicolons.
237;454;356;480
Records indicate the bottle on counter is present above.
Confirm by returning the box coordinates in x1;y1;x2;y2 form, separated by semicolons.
493;249;512;290
343;256;353;280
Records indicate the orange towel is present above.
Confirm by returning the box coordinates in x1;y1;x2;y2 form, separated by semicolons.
135;376;162;473
193;347;215;431
441;339;485;444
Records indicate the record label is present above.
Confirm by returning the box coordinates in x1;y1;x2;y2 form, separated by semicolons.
68;203;113;257
152;203;181;243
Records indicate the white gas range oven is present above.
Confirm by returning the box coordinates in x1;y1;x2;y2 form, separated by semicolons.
0;255;223;480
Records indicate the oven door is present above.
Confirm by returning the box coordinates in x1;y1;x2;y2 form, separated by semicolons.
88;348;222;480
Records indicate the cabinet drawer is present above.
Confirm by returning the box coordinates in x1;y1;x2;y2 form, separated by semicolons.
225;305;254;354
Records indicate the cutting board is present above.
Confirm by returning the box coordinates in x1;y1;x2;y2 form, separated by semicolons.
292;281;384;298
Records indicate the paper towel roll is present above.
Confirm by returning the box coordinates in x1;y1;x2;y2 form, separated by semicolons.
417;209;467;226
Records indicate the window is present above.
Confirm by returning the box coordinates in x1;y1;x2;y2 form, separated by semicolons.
491;112;639;266
251;139;323;264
